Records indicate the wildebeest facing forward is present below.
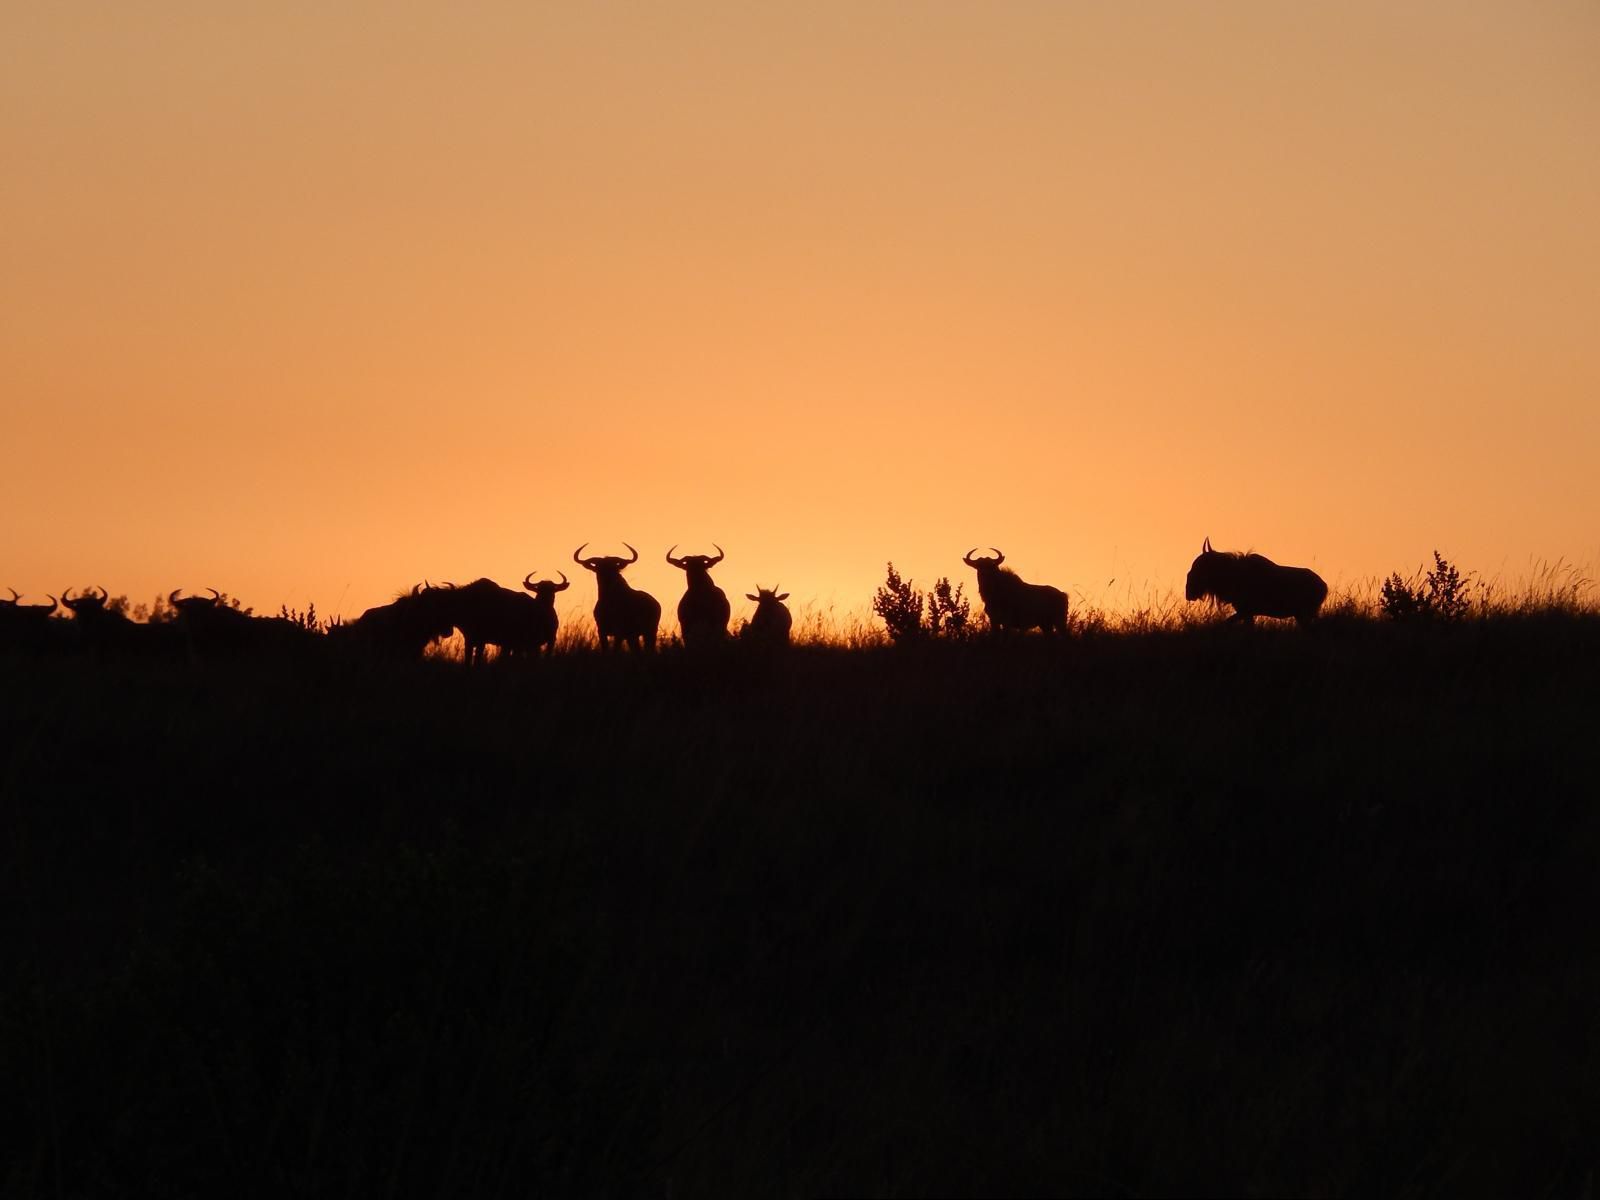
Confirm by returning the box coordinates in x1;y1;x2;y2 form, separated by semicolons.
741;585;792;647
60;585;143;654
519;571;570;656
961;549;1069;634
667;544;730;647
574;543;660;651
0;588;60;653
1184;538;1328;624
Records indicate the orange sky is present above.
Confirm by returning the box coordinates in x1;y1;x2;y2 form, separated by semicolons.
4;2;1597;628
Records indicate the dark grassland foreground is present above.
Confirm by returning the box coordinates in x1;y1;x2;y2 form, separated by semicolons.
4;616;1599;1197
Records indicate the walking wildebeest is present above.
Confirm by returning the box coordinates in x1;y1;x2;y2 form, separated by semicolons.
574;543;660;651
666;544;730;647
1184;538;1328;624
741;585;792;647
331;582;456;661
520;570;570;656
961;549;1069;634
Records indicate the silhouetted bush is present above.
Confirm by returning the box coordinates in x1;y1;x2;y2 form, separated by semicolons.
279;602;327;634
925;577;972;639
1381;551;1475;622
874;565;972;641
872;562;925;642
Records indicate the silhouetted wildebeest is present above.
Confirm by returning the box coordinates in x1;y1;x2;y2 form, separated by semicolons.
169;588;309;655
667;544;730;647
60;585;143;654
1184;538;1328;624
436;577;564;665
520;570;570;656
962;549;1069;634
741;585;792;647
0;588;60;652
574;543;660;651
331;582;456;661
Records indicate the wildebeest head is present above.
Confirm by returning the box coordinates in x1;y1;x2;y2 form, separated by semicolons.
3;588;57;618
962;548;1009;587
60;585;112;617
742;584;793;645
666;544;725;577
1185;537;1225;602
521;570;571;602
573;542;639;578
168;587;227;617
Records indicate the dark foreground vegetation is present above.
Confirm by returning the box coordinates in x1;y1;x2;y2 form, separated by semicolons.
4;613;1599;1197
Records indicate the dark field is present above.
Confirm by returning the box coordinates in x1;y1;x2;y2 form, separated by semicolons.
4;616;1599;1197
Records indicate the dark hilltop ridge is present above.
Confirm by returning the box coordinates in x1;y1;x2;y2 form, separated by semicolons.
4;547;1599;1195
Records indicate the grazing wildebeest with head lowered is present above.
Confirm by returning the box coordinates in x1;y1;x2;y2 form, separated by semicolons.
0;589;60;653
962;549;1069;634
574;543;660;651
169;588;309;655
331;582;456;661
741;585;792;647
666;544;730;647
520;570;570;656
1185;538;1328;624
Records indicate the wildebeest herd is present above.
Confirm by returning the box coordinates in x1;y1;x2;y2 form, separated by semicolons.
1;540;1327;661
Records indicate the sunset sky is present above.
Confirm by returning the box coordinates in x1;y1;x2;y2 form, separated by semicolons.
4;2;1597;627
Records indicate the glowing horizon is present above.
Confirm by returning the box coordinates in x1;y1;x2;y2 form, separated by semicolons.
5;3;1597;625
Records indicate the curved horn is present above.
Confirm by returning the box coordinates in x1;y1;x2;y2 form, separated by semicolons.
708;543;724;567
207;588;222;603
95;585;109;601
553;571;569;592
665;544;684;568
61;586;75;603
573;543;591;565
523;571;539;591
411;582;423;596
621;543;638;565
3;587;17;605
43;596;58;616
169;589;182;606
963;548;979;567
989;547;1004;566
1204;536;1212;552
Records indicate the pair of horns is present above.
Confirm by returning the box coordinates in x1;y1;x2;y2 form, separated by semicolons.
962;547;1004;567
574;542;638;566
62;585;110;603
169;587;222;605
522;571;570;592
3;589;57;614
666;544;724;568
